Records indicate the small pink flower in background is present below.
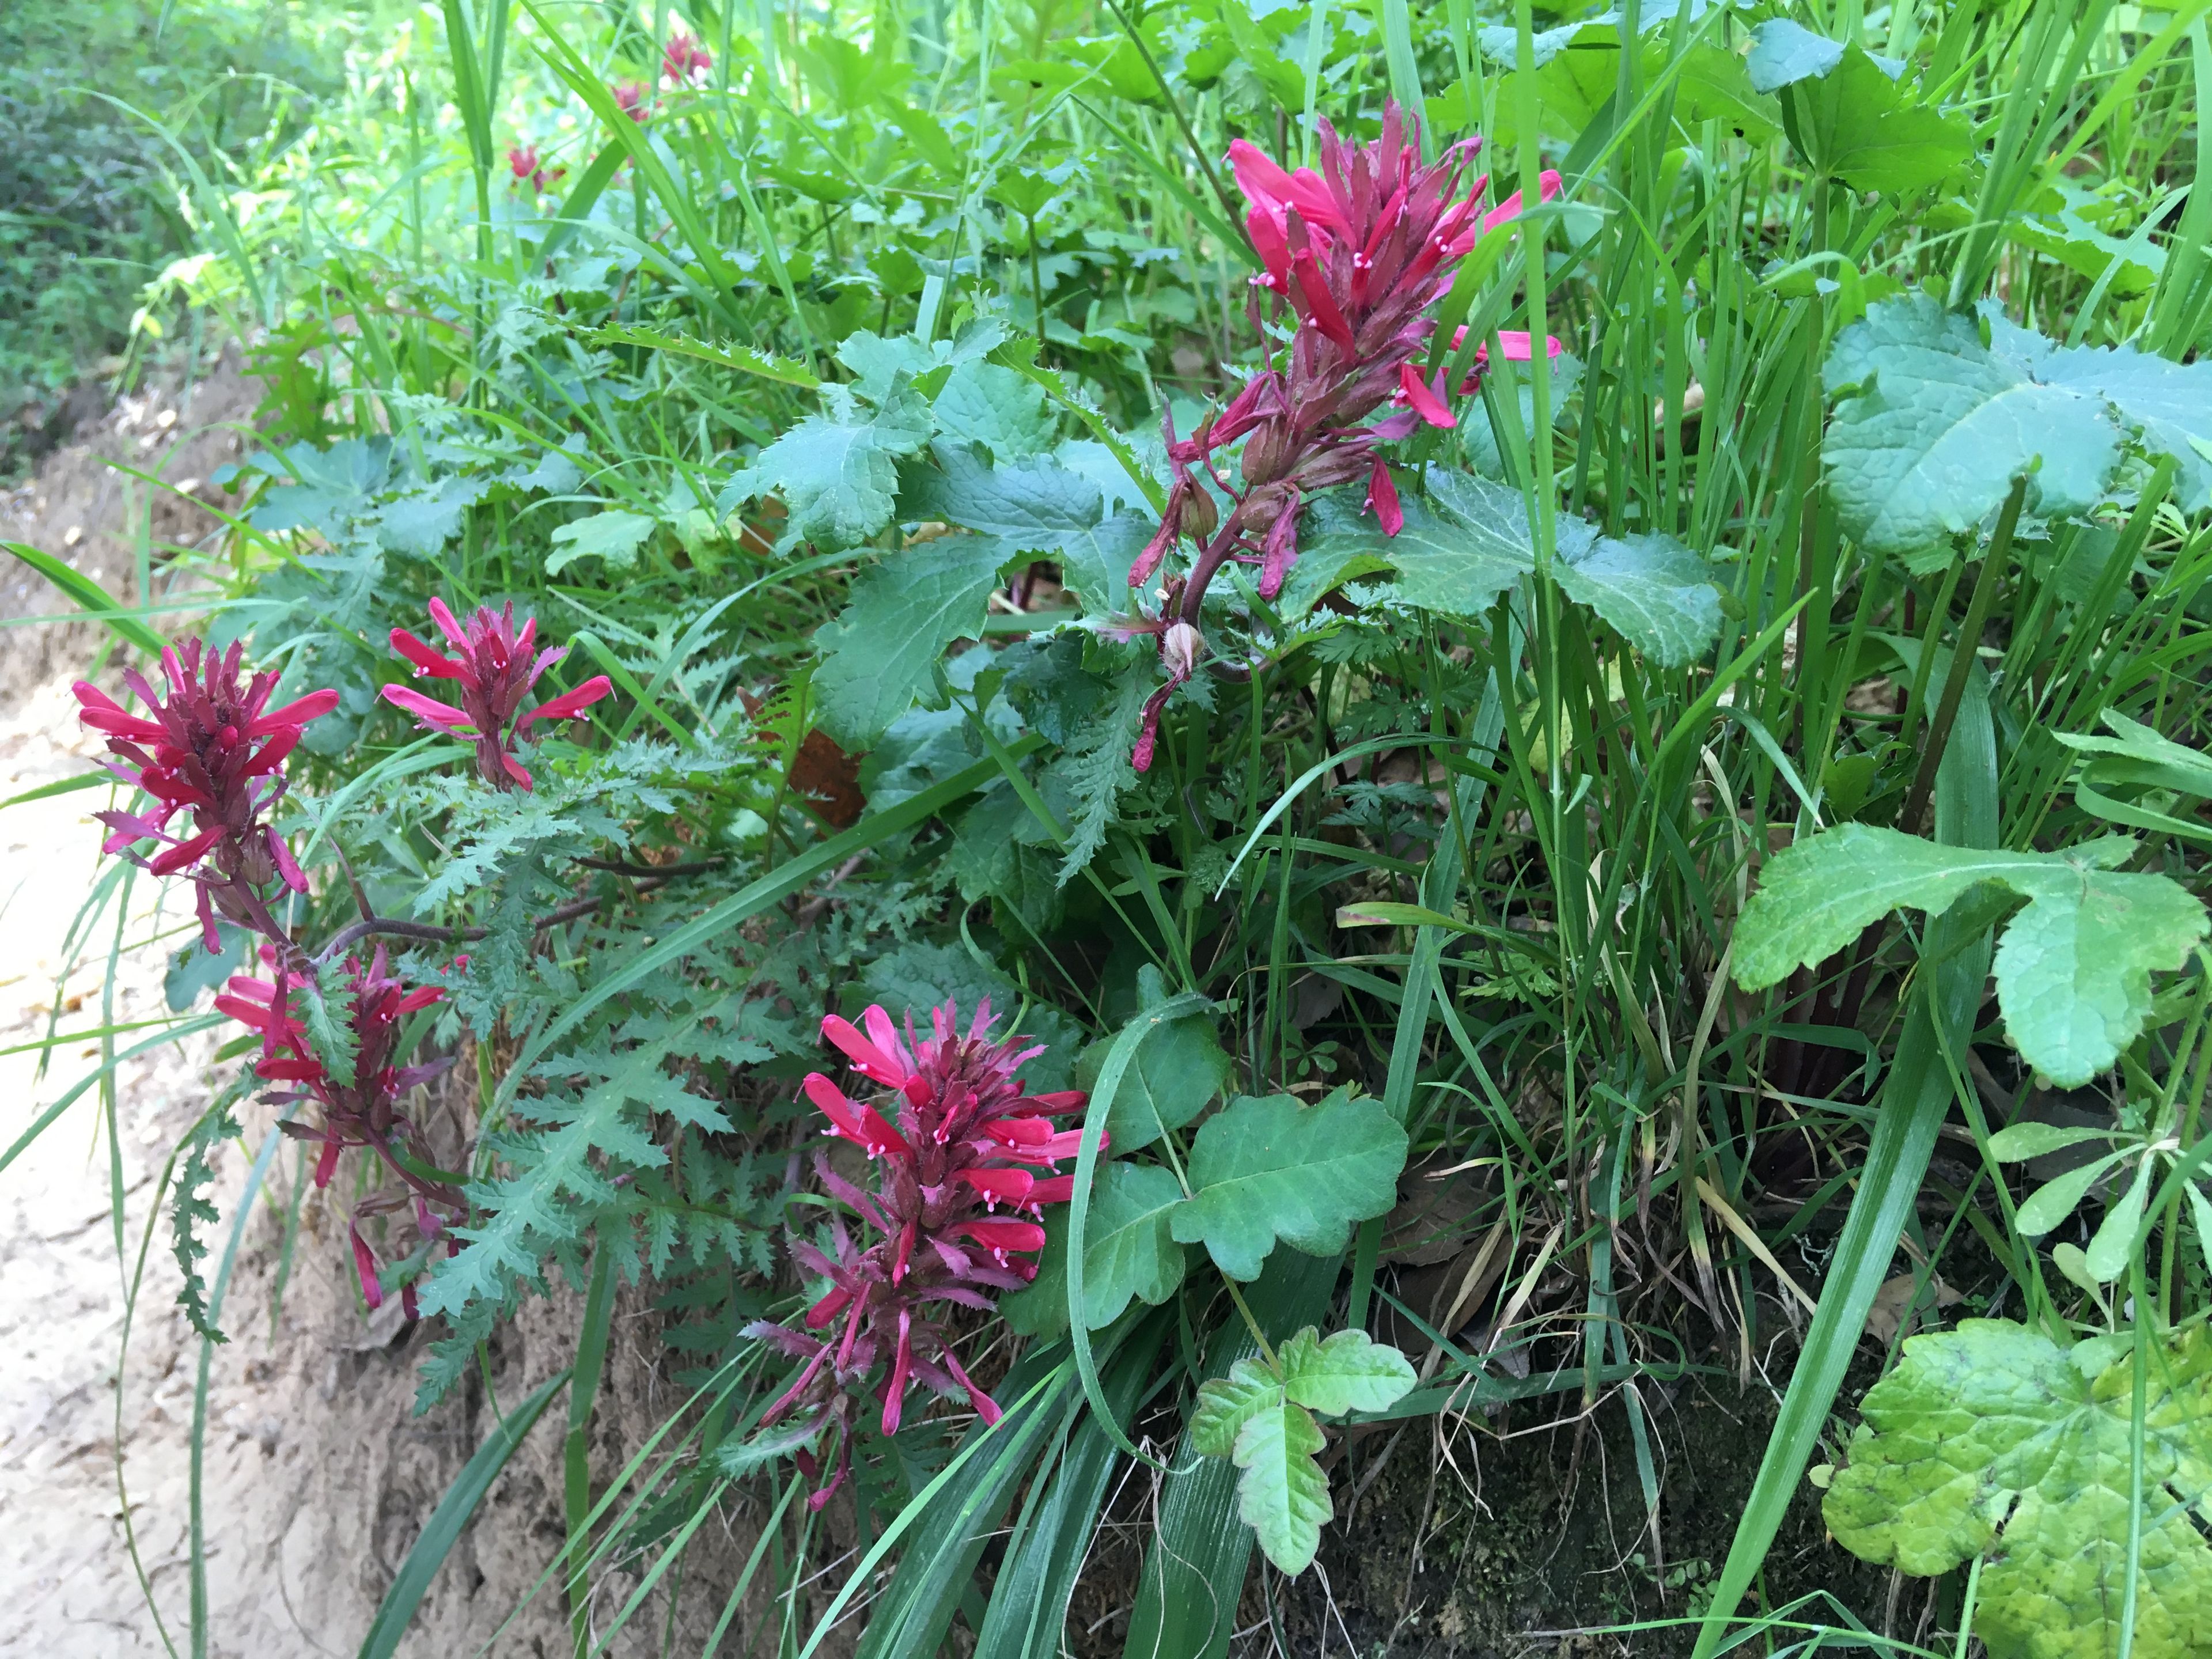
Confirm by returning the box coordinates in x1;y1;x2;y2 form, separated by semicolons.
74;639;336;949
748;1001;1094;1508
506;144;566;194
662;29;712;87
611;79;650;122
381;599;612;791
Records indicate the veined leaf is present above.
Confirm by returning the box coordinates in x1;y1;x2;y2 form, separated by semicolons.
1733;824;2208;1086
1825;1320;2212;1659
1169;1090;1408;1281
1078;1004;1233;1154
1780;46;1968;195
1554;529;1726;669
1820;296;2212;569
546;508;655;575
1189;1355;1285;1458
1226;1398;1330;1575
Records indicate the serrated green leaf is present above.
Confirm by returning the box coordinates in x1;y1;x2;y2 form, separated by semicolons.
1733;825;2209;1086
1359;471;1533;616
304;960;360;1089
1986;1122;2117;1162
1002;1160;1188;1335
1229;1397;1331;1575
1190;1356;1283;1457
1277;1327;1417;1417
1169;1090;1408;1280
933;359;1056;461
811;533;1011;747
724;383;933;552
1554;529;1724;669
2034;342;2212;513
1823;296;2120;570
1990;868;2210;1088
547;508;656;575
1825;1320;2212;1659
897;442;1147;619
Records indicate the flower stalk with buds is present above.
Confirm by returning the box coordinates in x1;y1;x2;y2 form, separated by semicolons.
1122;103;1560;771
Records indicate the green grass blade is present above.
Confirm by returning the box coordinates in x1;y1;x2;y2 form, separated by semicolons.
356;1368;570;1659
6;540;167;657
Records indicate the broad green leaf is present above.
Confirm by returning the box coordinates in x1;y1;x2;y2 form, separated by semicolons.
1002;1161;1188;1336
1734;824;2207;1085
546;507;656;575
812;533;1010;747
1985;1122;2116;1162
1078;1008;1233;1153
1377;470;1537;616
1746;18;1843;92
1782;47;1968;195
1190;1355;1282;1457
1276;1327;1417;1417
1823;297;2119;570
722;383;933;553
1228;1398;1330;1575
1554;529;1724;668
835;318;1007;403
1169;1090;1408;1280
1825;1320;2212;1659
2056;713;2212;801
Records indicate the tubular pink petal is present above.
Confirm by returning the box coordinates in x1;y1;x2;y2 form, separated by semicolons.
251;688;339;733
147;824;222;875
821;1014;910;1088
380;683;477;733
350;1225;384;1310
267;828;309;893
391;628;465;680
516;675;613;730
427;596;469;649
880;1309;913;1435
1367;461;1404;536
1397;362;1457;428
501;753;536;791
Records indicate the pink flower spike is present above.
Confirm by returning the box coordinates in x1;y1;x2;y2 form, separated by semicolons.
515;675;612;730
426;596;469;649
1290;250;1358;356
1367;461;1404;536
957;1168;1036;1208
862;1006;914;1077
1398;362;1456;429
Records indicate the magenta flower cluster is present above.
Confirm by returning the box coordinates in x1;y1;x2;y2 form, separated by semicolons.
79;600;611;1311
748;1001;1095;1507
381;597;611;790
1123;103;1561;770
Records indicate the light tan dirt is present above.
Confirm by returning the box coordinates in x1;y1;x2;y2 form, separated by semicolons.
0;372;771;1658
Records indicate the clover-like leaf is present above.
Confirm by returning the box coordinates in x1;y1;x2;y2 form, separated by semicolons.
1169;1090;1408;1281
810;532;1011;747
1277;1327;1418;1418
1825;1320;2212;1659
1733;824;2208;1086
1228;1397;1331;1576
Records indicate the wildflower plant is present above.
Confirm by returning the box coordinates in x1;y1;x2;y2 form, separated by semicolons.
381;598;612;790
748;1001;1092;1506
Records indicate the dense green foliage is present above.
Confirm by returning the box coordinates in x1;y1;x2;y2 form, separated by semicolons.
14;1;2212;1654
